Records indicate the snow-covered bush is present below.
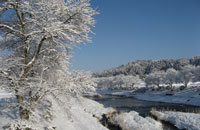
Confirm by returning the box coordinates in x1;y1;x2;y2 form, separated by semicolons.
96;75;142;90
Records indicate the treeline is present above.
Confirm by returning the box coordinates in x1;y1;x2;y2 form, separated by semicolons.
95;75;142;90
94;56;200;78
145;65;200;89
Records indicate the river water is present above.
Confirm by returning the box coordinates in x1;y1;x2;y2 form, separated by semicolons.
89;95;200;130
90;95;200;116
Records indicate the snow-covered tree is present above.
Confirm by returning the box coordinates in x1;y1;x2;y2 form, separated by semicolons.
145;71;166;88
193;66;200;82
0;0;97;120
177;65;195;88
66;71;97;95
96;75;142;90
121;75;142;89
165;68;178;89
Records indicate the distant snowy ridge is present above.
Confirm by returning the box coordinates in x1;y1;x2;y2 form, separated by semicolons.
94;56;200;78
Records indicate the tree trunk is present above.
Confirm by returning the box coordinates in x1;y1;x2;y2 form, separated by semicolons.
157;84;160;89
16;37;46;120
19;37;46;83
16;95;29;120
184;81;188;88
170;82;173;89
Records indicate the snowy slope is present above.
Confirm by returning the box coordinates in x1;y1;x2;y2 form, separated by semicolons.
49;95;112;130
0;93;113;130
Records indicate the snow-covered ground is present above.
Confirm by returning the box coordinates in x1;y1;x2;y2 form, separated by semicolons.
151;110;200;130
111;111;163;130
133;90;200;106
133;83;200;106
1;81;200;129
48;95;114;130
0;89;114;130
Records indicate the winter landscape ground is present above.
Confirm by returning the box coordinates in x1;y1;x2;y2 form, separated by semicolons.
1;68;200;130
1;77;200;130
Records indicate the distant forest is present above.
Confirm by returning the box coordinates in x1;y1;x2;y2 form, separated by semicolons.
94;56;200;78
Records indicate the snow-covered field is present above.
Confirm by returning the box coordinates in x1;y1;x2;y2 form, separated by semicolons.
151;110;200;130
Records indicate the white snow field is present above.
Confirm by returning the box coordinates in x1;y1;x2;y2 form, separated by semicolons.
111;111;163;130
151;110;200;130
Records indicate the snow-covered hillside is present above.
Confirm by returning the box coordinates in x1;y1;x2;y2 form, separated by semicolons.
0;91;114;130
94;56;200;78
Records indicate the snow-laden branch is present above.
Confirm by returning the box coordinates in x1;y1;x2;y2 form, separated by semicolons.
19;36;46;82
0;24;23;35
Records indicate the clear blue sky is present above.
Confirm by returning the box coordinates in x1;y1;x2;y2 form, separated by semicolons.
70;0;200;72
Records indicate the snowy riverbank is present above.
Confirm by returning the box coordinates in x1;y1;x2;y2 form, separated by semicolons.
151;110;200;130
111;111;163;130
96;83;200;107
